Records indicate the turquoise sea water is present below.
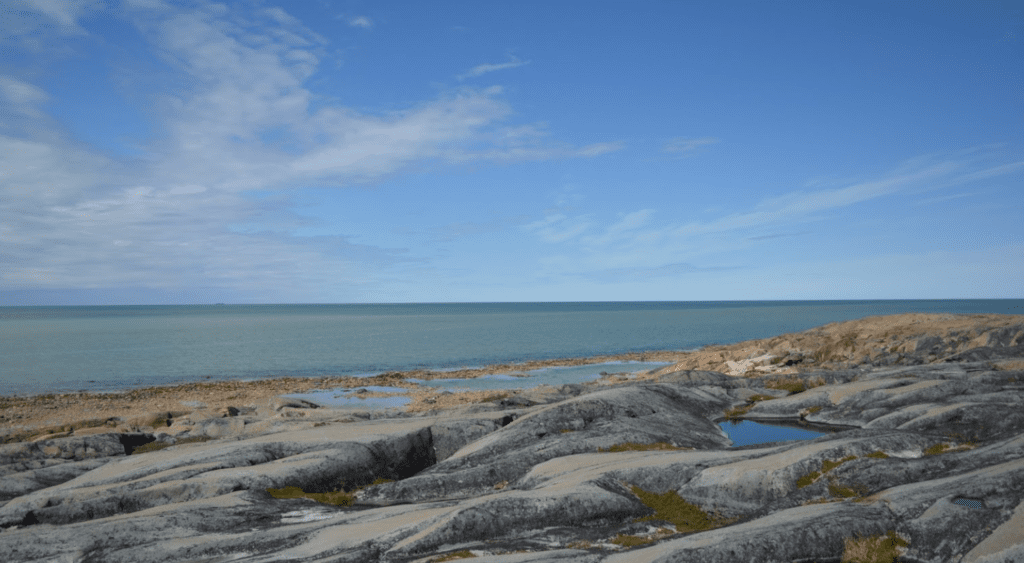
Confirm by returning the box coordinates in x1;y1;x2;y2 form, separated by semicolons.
1;300;1021;396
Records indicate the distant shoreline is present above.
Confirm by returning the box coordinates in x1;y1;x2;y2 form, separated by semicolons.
3;312;1023;443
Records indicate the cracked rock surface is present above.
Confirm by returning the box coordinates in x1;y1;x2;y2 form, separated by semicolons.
2;313;1024;562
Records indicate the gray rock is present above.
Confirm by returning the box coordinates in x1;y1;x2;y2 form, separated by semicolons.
359;384;731;503
272;397;321;411
3;345;1024;562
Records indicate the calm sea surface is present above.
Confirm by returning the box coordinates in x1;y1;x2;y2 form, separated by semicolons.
1;300;1021;396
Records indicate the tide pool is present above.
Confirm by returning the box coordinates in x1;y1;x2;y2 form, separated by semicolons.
720;419;830;447
408;361;670;391
283;385;411;409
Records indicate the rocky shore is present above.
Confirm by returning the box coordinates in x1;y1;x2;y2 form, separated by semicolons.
2;312;1024;562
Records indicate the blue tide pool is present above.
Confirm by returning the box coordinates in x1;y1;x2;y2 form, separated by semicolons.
720;420;830;447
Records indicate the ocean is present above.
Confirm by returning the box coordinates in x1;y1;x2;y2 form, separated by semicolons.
1;300;1021;396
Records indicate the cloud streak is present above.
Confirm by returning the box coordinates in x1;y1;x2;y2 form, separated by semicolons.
522;151;1024;283
0;2;621;302
459;56;529;80
348;16;372;29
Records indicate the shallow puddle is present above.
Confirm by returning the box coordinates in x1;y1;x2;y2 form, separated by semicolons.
409;361;670;392
283;387;411;409
952;497;985;509
280;361;668;409
720;419;828;447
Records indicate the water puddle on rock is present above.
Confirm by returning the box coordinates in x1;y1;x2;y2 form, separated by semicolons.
720;420;829;447
952;497;985;509
283;386;411;409
280;362;669;409
409;361;671;392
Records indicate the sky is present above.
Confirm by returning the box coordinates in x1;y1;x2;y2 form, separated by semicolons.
1;0;1022;305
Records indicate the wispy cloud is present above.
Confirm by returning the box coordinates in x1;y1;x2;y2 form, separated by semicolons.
673;159;963;237
349;16;372;29
459;56;529;80
0;2;619;301
0;76;48;118
664;136;719;156
522;214;593;243
522;151;1024;284
746;231;808;241
13;0;101;33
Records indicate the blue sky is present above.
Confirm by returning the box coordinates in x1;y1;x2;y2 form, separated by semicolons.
1;0;1022;304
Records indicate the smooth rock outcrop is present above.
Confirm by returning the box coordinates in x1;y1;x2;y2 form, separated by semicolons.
3;314;1024;562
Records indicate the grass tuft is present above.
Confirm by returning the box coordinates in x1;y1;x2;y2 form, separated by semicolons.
132;436;211;454
827;479;868;499
609;534;655;547
723;404;752;421
765;375;828;395
841;530;909;563
865;450;889;459
796;470;821;489
822;455;857;473
599;442;687;453
431;550;477;561
266;486;356;506
629;485;733;533
797;455;860;490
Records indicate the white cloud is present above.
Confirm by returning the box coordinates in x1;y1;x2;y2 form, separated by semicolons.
14;0;102;33
263;7;301;27
0;76;48;117
349;16;372;28
673;159;964;237
0;1;620;301
521;151;1024;284
459;56;529;80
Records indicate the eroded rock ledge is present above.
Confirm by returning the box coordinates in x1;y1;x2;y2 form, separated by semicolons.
1;313;1023;562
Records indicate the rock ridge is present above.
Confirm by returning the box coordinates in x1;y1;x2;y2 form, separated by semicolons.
1;312;1023;562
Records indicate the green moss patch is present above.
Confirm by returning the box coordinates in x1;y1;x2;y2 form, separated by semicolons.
797;455;860;490
924;443;950;456
841;530;909;563
266;486;356;506
723;404;753;421
822;455;857;473
827;479;868;499
132;436;211;454
431;550;477;561
599;442;687;453
765;379;807;394
797;470;822;489
629;485;731;533
609;533;655;547
267;476;394;506
865;450;889;459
